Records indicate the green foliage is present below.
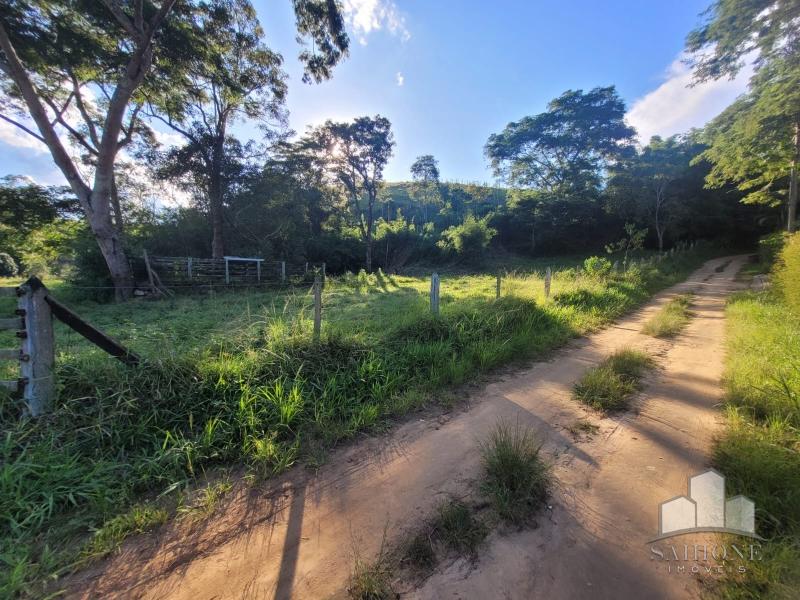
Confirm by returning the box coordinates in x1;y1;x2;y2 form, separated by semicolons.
479;421;549;525
642;294;693;338
573;348;654;411
715;285;800;597
0;253;17;277
437;215;496;263
582;256;612;278
486;86;635;195
774;232;800;315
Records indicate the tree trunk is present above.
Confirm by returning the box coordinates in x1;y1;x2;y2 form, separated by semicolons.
88;174;134;301
788;122;799;234
209;135;226;259
366;191;374;272
110;173;125;235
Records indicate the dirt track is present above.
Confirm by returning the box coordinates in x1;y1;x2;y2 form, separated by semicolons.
70;256;747;600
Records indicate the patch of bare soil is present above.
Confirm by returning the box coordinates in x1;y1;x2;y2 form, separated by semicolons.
65;256;747;600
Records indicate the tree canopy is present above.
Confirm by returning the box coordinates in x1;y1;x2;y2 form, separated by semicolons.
485;86;636;195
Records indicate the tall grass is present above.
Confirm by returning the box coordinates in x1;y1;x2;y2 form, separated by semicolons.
714;234;800;598
0;247;716;597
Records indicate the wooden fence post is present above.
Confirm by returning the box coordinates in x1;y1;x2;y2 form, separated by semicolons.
496;271;501;299
305;262;308;275
430;272;440;315
544;267;552;299
187;257;193;279
18;278;55;416
281;261;286;283
224;258;230;284
256;260;261;282
313;275;322;343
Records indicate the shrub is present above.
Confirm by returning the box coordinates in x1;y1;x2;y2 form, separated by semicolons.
437;215;496;263
480;421;549;524
774;232;800;315
0;252;18;277
583;256;613;278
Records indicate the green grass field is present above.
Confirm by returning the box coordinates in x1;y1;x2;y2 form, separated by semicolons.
0;247;716;597
714;287;800;598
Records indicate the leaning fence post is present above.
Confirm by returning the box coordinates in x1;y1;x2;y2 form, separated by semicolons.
430;272;440;316
544;267;552;299
18;278;54;416
496;271;501;299
313;275;322;343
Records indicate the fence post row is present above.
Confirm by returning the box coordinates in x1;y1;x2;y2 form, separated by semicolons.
313;275;322;343
430;272;440;316
544;267;552;299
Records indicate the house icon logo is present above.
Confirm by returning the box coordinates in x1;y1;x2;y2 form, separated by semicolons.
653;469;762;541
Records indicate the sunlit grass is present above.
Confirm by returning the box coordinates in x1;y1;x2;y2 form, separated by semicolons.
713;288;800;598
0;248;715;597
573;348;654;412
642;293;693;338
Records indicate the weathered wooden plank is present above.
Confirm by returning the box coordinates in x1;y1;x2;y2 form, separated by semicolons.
45;295;140;366
18;277;54;416
0;317;23;330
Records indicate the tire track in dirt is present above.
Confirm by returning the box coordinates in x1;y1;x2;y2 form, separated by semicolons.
68;256;747;600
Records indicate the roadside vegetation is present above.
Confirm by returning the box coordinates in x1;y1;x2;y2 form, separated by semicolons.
573;348;655;412
714;233;800;598
642;293;693;337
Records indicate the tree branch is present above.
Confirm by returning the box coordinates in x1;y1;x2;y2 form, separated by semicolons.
0;20;91;202
42;95;99;156
0;112;45;143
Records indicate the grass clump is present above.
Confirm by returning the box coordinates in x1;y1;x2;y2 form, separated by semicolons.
433;500;487;556
480;421;549;525
573;348;654;412
82;504;167;561
642;294;693;337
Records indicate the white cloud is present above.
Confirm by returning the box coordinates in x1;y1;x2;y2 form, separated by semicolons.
342;0;410;45
396;71;404;86
0;117;48;153
626;52;754;143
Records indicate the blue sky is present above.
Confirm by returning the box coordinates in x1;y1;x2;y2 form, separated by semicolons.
0;0;752;188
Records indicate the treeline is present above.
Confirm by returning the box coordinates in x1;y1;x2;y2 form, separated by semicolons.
0;0;797;297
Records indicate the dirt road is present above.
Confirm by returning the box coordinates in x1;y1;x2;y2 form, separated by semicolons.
72;256;746;600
